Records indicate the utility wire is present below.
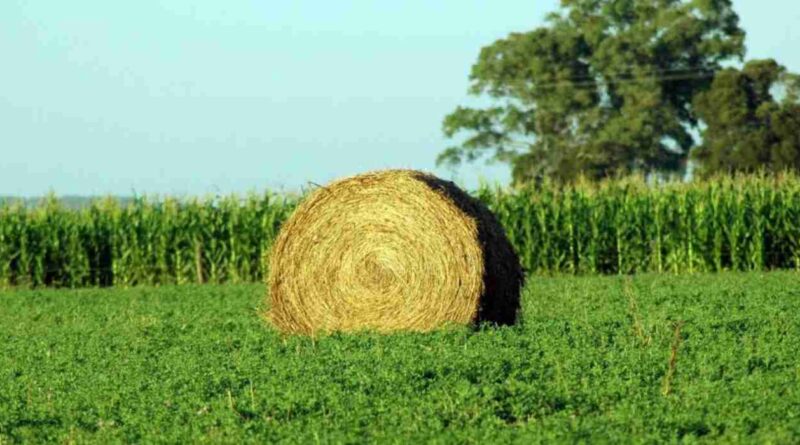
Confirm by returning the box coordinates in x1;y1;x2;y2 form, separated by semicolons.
533;66;718;84
509;69;719;90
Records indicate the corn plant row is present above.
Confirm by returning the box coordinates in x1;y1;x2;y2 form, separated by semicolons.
480;173;800;275
1;174;799;287
0;194;295;288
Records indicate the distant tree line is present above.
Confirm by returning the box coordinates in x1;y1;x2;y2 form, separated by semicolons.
0;195;135;210
440;0;800;184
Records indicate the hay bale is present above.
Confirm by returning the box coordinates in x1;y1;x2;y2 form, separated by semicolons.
266;170;522;334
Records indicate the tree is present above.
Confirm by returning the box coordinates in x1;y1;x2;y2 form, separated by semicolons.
692;59;800;176
440;0;745;184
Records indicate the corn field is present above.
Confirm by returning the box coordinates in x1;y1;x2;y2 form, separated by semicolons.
481;173;800;275
0;194;295;288
1;174;799;288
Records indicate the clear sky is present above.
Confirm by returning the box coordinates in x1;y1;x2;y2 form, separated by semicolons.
1;1;798;196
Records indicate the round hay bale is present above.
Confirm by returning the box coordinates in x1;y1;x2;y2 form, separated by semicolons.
266;169;522;334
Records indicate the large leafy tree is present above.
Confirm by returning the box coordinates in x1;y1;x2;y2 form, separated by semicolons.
440;0;745;184
692;59;800;176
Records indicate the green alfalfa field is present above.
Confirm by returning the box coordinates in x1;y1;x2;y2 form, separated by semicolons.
1;272;799;443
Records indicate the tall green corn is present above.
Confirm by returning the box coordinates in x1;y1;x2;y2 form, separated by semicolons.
1;173;800;288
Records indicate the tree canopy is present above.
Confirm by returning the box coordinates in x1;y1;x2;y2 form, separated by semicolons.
692;59;800;177
440;0;747;183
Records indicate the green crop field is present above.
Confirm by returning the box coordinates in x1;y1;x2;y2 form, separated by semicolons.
2;272;798;443
3;174;800;289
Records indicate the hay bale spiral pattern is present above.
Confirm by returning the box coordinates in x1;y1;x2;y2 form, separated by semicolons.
267;170;522;334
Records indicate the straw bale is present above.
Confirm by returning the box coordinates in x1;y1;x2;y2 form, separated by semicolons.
267;170;522;334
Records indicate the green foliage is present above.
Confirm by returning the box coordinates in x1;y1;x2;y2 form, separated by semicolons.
0;193;296;288
1;273;799;443
477;172;800;275
2;174;800;287
440;0;745;183
693;59;800;176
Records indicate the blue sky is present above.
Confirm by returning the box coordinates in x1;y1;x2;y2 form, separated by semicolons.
1;1;798;196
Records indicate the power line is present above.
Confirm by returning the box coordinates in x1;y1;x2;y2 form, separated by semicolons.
538;66;718;84
513;69;718;90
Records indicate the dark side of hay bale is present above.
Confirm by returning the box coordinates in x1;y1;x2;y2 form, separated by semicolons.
414;174;523;326
266;170;523;335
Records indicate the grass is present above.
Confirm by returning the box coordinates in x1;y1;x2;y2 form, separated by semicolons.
1;272;799;443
